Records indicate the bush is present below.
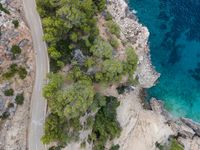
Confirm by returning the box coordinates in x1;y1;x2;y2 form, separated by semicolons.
15;93;24;105
155;138;184;150
8;103;14;108
2;64;18;79
110;144;120;150
17;66;27;79
11;45;21;56
0;111;10;119
12;20;19;28
105;11;113;21
123;47;138;75
170;139;184;150
2;64;27;80
155;142;165;150
4;88;14;96
110;37;119;48
106;20;120;37
93;0;106;12
99;59;123;82
0;3;10;14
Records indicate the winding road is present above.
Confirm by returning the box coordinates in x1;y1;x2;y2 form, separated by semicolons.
22;0;49;149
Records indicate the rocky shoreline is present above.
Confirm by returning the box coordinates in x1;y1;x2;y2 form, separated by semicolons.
108;0;200;149
107;0;160;89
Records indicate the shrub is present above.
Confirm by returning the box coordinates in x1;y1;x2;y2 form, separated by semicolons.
0;3;10;14
110;37;119;48
100;59;123;82
123;47;138;75
106;20;120;37
155;142;165;150
8;103;14;108
170;139;184;150
105;11;113;21
93;0;106;12
4;88;14;96
0;111;10;119
2;64;27;80
110;144;120;150
90;38;113;59
12;20;19;28
15;93;24;105
49;146;62;150
17;66;27;79
11;45;21;55
2;64;18;79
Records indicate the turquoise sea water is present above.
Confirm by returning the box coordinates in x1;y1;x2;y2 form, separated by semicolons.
128;0;200;122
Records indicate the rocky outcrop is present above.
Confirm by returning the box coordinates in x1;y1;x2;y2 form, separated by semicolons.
107;0;200;149
150;97;200;149
107;0;160;88
181;118;200;137
0;0;35;150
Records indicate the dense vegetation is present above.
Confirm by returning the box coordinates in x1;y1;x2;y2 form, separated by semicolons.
90;97;121;150
38;0;138;149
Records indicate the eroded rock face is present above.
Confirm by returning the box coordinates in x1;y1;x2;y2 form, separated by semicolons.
107;0;160;88
181;118;200;137
150;98;200;149
0;0;35;149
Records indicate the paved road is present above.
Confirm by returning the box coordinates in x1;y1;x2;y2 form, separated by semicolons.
22;0;49;150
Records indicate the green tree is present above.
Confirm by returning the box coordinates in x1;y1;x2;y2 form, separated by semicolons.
49;80;95;119
43;73;64;99
91;96;121;150
42;17;67;43
100;59;123;82
123;47;138;75
106;20;120;37
41;114;66;144
93;0;106;12
56;0;83;28
90;38;113;59
48;46;61;60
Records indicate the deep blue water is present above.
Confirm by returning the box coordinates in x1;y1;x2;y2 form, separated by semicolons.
128;0;200;122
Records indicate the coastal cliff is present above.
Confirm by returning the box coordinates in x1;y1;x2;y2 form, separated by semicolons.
107;0;159;88
107;0;200;150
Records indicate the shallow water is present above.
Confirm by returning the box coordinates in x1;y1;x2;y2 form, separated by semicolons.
128;0;200;122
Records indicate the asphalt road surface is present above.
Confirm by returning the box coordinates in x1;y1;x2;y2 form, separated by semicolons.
22;0;49;149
